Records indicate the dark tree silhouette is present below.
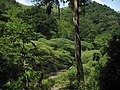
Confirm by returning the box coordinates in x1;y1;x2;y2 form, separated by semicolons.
100;35;120;90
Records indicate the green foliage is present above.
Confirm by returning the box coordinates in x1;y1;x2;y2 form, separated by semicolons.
57;19;74;40
79;2;120;44
94;32;112;48
0;0;120;89
42;78;55;89
0;19;74;89
18;6;58;39
81;41;94;51
42;49;106;90
60;2;120;47
82;50;101;90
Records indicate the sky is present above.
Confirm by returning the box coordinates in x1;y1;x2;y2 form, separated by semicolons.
16;0;120;12
15;0;68;8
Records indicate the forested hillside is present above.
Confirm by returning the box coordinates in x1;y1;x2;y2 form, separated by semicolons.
0;0;120;90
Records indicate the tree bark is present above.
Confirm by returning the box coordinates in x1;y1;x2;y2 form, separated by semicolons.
73;0;84;86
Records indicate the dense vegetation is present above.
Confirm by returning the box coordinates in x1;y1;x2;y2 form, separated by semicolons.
0;0;120;89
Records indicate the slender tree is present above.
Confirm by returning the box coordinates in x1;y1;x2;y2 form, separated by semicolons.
73;0;84;86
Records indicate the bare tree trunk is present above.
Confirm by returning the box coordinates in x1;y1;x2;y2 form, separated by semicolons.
73;0;84;87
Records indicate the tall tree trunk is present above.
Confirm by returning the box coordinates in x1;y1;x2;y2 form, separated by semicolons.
73;0;84;87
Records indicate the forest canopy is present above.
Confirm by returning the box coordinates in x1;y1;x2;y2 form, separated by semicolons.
0;0;120;89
